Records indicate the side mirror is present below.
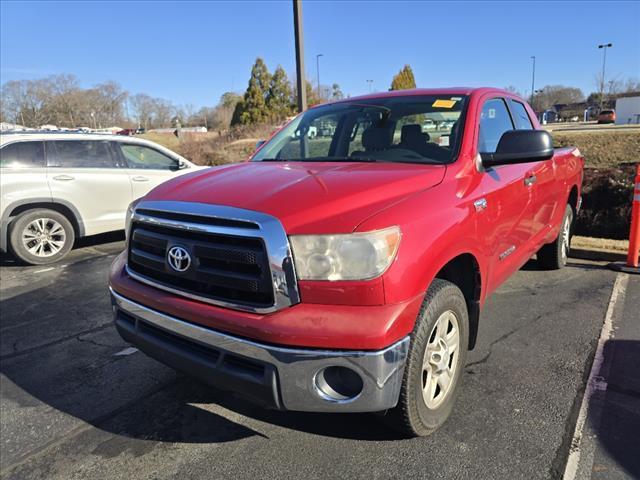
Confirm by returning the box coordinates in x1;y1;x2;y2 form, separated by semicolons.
255;139;266;150
481;130;553;168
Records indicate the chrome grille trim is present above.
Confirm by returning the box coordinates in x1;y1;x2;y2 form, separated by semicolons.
127;200;300;314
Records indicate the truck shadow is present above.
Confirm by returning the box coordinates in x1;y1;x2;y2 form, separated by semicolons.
0;253;402;455
587;339;640;479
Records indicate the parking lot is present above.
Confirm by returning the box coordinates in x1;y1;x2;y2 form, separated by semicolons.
1;237;638;480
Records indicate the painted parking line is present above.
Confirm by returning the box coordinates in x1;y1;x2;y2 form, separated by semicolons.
562;272;630;480
113;347;138;357
32;267;56;274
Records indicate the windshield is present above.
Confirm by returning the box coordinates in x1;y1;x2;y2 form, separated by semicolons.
252;95;468;164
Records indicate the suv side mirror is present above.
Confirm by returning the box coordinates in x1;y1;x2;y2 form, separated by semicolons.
481;130;553;168
255;139;266;150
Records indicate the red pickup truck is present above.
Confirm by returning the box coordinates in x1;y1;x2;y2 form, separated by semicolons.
109;88;584;436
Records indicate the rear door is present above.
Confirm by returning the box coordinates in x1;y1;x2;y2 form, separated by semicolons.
508;98;559;245
112;142;183;199
46;140;133;236
476;98;536;293
0;141;50;217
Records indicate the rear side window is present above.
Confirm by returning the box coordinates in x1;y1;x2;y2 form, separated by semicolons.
117;144;178;170
47;140;118;168
510;100;534;130
478;98;514;153
0;141;45;168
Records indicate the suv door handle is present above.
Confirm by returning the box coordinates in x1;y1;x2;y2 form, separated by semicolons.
524;174;537;186
52;174;74;181
131;176;149;182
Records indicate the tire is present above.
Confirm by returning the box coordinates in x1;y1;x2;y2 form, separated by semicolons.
537;204;573;270
383;279;469;437
9;209;75;265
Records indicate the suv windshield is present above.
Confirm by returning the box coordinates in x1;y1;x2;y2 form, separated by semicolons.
252;95;467;164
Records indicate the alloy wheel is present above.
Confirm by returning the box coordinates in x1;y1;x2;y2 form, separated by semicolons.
421;310;460;409
21;218;67;258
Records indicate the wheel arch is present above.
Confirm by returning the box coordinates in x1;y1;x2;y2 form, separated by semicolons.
567;184;579;216
431;252;483;350
1;198;85;252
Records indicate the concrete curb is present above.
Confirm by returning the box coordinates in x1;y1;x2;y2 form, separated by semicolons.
569;247;628;263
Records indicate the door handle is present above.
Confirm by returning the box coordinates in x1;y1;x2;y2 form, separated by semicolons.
524;174;537;186
52;174;74;181
132;176;149;182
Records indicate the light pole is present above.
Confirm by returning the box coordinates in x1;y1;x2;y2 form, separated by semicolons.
533;88;544;113
366;79;373;93
530;56;536;106
292;0;307;112
316;54;323;99
598;43;613;112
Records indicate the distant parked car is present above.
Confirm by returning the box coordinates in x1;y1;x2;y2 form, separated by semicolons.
117;129;136;136
597;110;616;124
0;132;203;265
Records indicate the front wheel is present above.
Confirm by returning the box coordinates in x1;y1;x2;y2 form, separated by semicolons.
383;279;469;437
537;204;573;270
9;209;75;265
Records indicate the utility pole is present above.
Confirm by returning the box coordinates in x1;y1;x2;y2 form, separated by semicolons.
316;53;323;100
530;56;536;106
598;43;613;112
366;79;373;93
293;0;307;112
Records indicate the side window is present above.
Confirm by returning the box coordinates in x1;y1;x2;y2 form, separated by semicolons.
478;98;514;153
118;144;178;170
0;141;45;168
510;100;534;130
47;140;118;168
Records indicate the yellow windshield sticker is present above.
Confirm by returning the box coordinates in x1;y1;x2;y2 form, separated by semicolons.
433;99;456;108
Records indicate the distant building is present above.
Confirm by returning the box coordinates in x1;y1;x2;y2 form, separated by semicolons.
0;122;31;131
615;95;640;124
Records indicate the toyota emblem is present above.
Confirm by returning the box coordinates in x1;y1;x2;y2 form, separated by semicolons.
167;246;191;272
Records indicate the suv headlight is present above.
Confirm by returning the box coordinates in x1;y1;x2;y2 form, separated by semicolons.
290;227;401;281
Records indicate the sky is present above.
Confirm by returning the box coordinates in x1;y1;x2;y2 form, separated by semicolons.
1;0;639;108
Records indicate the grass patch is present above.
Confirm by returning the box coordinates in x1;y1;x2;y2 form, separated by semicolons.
553;130;640;168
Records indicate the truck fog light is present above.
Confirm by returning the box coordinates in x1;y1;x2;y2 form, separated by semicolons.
314;366;364;402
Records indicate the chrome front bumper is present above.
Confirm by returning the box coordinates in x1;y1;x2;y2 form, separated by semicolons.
111;289;409;412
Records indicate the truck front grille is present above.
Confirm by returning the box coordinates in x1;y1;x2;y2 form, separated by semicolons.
128;222;273;308
124;202;299;313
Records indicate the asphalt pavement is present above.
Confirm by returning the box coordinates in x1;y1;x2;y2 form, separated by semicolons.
0;236;638;480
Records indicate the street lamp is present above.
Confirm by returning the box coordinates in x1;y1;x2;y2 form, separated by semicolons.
316;54;323;99
366;79;373;93
598;43;613;112
530;56;536;105
533;88;544;112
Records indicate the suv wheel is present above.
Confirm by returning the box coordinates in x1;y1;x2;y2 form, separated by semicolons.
9;209;75;265
384;279;469;437
537;204;573;270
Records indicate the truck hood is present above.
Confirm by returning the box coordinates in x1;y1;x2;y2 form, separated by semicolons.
145;161;446;233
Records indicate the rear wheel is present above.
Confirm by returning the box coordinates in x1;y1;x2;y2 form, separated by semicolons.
383;279;469;437
537;204;573;270
9;209;75;265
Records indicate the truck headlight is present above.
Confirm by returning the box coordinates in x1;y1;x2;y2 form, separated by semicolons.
290;227;401;281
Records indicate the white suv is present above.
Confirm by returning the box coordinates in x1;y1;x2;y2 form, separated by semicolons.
0;132;202;265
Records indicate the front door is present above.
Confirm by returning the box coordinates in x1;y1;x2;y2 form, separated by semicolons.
112;142;182;200
476;98;536;294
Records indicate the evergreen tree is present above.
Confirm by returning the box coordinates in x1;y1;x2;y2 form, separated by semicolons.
390;65;417;91
331;83;344;100
236;58;271;125
266;66;293;120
